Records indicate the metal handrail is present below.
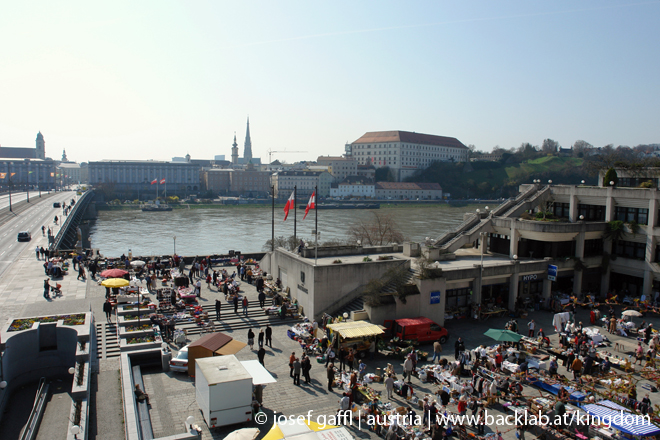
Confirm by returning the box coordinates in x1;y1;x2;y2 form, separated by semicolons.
19;378;49;440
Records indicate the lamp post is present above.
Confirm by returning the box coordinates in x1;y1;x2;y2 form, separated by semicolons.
173;236;176;256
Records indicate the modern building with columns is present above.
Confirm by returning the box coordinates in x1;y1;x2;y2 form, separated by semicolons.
261;170;660;327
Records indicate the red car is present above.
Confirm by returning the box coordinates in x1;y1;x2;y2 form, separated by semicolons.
384;317;449;344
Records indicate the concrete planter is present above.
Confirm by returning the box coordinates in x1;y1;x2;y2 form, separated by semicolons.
117;304;154;317
120;336;162;352
76;341;90;362
67;398;88;440
71;361;90;400
117;314;152;326
118;325;154;338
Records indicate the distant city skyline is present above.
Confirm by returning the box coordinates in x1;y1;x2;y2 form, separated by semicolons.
1;1;658;163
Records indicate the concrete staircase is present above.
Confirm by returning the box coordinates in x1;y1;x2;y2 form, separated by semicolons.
96;322;120;359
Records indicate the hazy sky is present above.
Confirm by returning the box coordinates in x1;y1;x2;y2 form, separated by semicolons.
1;1;658;163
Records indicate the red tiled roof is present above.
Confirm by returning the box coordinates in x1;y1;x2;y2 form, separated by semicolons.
352;131;467;150
376;182;442;191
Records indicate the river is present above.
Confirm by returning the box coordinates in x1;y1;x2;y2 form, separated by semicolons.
88;204;488;257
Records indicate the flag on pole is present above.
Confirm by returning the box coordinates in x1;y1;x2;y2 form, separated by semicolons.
283;190;295;221
151;179;157;184
160;178;166;184
0;173;5;179
303;191;316;220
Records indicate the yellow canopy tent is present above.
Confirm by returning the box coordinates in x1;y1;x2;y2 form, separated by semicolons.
263;419;353;440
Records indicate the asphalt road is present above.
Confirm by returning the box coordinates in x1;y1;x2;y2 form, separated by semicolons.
0;190;77;278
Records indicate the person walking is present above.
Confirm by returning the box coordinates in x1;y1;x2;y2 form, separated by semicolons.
41;225;45;236
571;356;583;381
103;299;113;322
233;295;239;314
293;358;301;385
289;352;296;377
385;373;394;400
432;340;443;363
215;299;221;321
455;337;465;360
77;264;86;280
265;325;273;348
528;320;536;338
44;278;50;299
325;346;336;367
247;329;255;350
327;363;336;392
258;291;266;308
258;347;266;366
403;354;414;383
242;296;249;316
302;355;312;384
35;246;40;260
258;328;265;348
195;279;202;297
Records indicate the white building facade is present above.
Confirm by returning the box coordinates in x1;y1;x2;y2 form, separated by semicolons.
375;182;443;200
348;131;468;181
271;170;333;198
329;182;375;198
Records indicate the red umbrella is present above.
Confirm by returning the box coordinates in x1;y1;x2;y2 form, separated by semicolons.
100;268;129;278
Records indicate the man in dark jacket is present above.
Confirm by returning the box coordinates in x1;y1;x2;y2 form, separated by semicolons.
265;325;273;348
215;299;221;321
302;355;312;384
455;337;465;360
233;295;239;314
103;299;113;322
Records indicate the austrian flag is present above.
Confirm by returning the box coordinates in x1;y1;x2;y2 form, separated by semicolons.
150;179;157;185
303;191;315;220
160;178;166;184
283;190;295;221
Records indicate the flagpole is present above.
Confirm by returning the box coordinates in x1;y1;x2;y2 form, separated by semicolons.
294;185;297;246
271;186;275;252
315;185;318;266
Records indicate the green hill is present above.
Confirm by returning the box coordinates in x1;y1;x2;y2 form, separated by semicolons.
406;156;593;198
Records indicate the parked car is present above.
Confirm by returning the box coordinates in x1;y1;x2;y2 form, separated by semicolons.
53;202;61;208
383;317;449;344
17;231;31;242
169;345;189;372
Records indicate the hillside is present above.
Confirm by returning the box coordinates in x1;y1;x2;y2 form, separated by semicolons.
407;156;595;198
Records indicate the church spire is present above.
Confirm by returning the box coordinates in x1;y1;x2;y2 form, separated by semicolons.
243;117;252;163
231;132;239;165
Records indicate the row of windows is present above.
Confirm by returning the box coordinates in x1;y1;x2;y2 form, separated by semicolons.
618;178;659;188
613;240;646;260
614;207;648;225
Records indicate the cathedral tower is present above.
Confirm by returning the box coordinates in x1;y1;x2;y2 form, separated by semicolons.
231;133;239;165
36;131;45;159
243;117;252;163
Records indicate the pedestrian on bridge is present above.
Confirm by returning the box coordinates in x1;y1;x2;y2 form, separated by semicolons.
35;246;40;260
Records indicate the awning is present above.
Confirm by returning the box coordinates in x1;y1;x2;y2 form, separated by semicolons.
263;418;354;440
327;321;384;339
582;400;660;437
214;339;247;355
240;360;277;385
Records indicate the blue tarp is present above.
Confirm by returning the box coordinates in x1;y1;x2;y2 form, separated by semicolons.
582;400;660;437
527;378;587;402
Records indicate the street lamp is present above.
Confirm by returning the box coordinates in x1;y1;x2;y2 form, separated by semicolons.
548;180;552;184
70;425;80;439
173;236;176;255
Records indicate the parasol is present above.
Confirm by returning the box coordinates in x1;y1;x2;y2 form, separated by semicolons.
101;278;130;288
100;268;128;278
622;310;643;317
483;328;522;342
130;260;146;267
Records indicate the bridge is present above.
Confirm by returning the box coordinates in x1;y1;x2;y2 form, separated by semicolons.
50;190;96;252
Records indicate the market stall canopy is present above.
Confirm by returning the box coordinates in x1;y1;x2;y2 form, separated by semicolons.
225;428;260;440
582;400;660;437
263;418;354;440
100;268;128;278
240;360;277;385
622;310;643;317
483;328;522;342
327;321;384;339
101;278;130;288
215;339;247;356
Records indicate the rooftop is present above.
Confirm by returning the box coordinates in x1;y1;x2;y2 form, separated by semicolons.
352;130;467;149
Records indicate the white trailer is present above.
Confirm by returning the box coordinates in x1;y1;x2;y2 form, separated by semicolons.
195;355;253;428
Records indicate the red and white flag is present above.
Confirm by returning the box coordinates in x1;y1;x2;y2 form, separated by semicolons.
150;179;157;185
283;190;295;221
303;191;315;220
160;178;166;184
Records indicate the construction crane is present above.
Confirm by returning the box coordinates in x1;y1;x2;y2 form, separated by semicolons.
267;149;307;164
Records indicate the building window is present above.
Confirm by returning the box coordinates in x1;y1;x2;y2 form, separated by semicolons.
578;204;605;222
613;240;646;260
446;288;469;309
614;207;648;225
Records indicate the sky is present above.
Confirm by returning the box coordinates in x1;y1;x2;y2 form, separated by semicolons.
0;1;658;163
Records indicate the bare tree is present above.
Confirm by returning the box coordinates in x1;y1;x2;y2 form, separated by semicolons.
541;139;559;155
262;235;299;252
348;212;405;246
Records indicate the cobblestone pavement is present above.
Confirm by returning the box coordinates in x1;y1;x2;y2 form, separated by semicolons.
2;237;660;440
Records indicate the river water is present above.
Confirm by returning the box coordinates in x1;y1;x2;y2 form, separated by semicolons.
88;204;487;257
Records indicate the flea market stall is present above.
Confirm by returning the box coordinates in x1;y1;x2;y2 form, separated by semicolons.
582;400;660;439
